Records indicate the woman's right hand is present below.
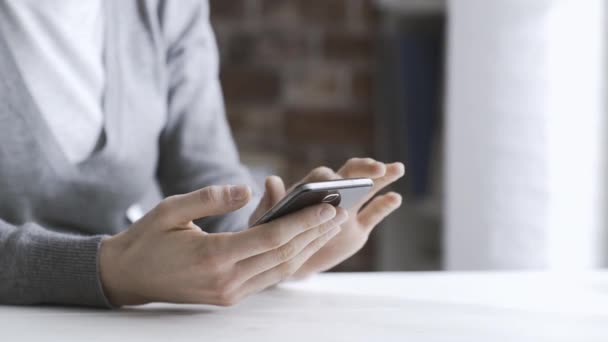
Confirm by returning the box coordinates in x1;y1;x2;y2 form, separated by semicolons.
99;184;347;307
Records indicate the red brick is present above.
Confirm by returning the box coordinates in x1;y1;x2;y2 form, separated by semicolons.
253;30;311;64
284;66;347;107
323;32;373;62
209;0;245;20
226;105;285;150
352;69;373;100
211;0;381;272
348;0;379;30
285;108;372;145
296;0;348;28
361;0;379;24
218;28;312;65
260;0;300;25
221;67;281;104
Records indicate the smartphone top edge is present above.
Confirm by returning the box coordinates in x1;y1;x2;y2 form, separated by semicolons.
297;177;374;191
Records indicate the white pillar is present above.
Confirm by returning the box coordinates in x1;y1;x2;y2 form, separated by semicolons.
445;0;607;269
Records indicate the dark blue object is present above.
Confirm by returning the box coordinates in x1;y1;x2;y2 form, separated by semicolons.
400;32;442;198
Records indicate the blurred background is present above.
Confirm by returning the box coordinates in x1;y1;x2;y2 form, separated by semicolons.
210;0;608;272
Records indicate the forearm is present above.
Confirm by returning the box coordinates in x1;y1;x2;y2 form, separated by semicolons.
0;219;112;307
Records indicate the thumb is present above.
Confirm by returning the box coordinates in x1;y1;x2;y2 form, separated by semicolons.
249;176;286;226
158;184;251;226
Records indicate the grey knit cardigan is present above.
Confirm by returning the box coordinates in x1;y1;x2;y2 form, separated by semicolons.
0;0;256;307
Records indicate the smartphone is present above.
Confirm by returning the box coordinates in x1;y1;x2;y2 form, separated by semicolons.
253;178;374;226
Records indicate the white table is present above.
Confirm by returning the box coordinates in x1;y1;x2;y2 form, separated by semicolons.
2;272;608;341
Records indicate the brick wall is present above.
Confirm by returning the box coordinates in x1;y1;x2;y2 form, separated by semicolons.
210;0;378;271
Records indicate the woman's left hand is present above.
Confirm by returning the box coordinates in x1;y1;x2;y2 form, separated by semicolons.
249;158;405;278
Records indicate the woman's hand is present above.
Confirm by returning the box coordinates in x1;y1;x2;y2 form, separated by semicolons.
250;158;405;278
99;184;348;307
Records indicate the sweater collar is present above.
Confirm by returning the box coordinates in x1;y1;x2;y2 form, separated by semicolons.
0;0;123;174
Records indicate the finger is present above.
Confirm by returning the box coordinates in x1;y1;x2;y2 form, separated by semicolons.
155;185;252;226
235;208;348;282
358;192;402;231
356;162;405;208
372;162;405;190
337;157;386;179
265;175;286;206
236;225;342;300
290;166;339;192
228;203;337;260
249;176;286;226
286;166;339;194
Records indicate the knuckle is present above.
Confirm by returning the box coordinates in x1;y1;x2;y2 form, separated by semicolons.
200;185;224;204
154;198;176;222
212;272;237;293
264;228;285;249
195;241;213;261
279;262;299;280
199;235;220;258
298;212;320;231
214;289;239;307
276;242;296;262
155;198;172;215
222;186;234;202
312;235;329;250
205;255;226;274
312;166;333;178
311;204;332;223
210;275;226;292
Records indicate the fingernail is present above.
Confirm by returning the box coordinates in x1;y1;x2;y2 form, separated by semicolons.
230;185;249;201
320;205;336;220
391;193;403;205
395;162;406;175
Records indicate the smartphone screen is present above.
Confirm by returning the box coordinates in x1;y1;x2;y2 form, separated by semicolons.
253;178;373;226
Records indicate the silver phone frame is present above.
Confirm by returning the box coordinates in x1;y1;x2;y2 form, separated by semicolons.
253;178;374;226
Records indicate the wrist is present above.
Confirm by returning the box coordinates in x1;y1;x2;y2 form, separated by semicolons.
99;233;143;306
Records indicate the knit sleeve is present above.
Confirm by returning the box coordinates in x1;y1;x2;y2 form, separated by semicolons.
0;219;112;307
